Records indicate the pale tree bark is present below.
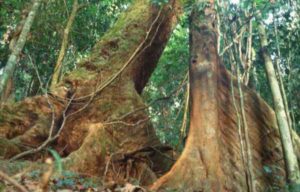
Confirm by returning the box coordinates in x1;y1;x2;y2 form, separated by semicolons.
273;11;294;132
0;78;14;102
258;22;300;186
50;0;81;90
243;16;253;85
0;0;41;97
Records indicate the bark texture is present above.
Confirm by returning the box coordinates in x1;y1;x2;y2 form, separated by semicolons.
258;22;300;185
0;0;181;185
0;77;14;102
1;1;300;191
50;0;81;90
0;0;41;97
151;4;288;191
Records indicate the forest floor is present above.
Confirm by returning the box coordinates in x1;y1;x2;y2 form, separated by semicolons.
0;160;147;192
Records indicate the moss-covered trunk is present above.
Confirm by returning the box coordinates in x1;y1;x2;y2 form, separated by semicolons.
0;0;181;185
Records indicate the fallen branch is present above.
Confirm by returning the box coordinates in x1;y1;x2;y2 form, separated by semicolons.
0;170;29;192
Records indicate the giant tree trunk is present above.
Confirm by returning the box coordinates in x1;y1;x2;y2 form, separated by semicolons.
0;0;181;185
1;0;300;190
151;3;291;191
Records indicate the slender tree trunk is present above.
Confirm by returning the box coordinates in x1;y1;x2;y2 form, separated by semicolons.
273;12;294;132
232;20;256;191
0;77;14;102
237;72;256;192
258;22;300;186
50;0;80;90
243;16;253;85
0;0;41;97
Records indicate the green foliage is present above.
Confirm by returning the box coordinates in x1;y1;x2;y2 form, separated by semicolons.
0;0;25;68
286;183;300;192
150;0;169;6
48;148;63;175
52;171;98;191
1;0;298;144
143;14;189;148
1;2;300;189
0;181;5;191
28;169;42;179
0;0;132;100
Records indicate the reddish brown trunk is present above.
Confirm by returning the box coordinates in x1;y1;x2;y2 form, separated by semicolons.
151;4;285;191
185;5;223;189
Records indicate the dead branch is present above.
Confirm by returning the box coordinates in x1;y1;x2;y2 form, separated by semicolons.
0;170;29;192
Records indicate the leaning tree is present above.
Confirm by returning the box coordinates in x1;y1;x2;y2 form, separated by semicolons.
1;0;300;191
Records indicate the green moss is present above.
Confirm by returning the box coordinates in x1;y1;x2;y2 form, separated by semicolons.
88;0;150;69
99;102;113;112
98;0;149;44
73;0;156;77
0;160;39;175
0;138;21;158
100;134;107;157
66;68;96;82
0;108;20;123
0;114;5;123
0;182;6;191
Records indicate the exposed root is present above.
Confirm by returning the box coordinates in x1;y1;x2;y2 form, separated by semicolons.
63;123;110;175
0;2;182;186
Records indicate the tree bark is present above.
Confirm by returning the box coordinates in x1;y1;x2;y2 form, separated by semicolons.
0;0;41;97
0;77;14;102
50;0;81;90
258;22;300;186
1;0;300;190
0;0;181;185
151;2;289;191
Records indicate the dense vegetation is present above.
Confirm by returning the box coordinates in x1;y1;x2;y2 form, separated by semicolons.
0;0;299;191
